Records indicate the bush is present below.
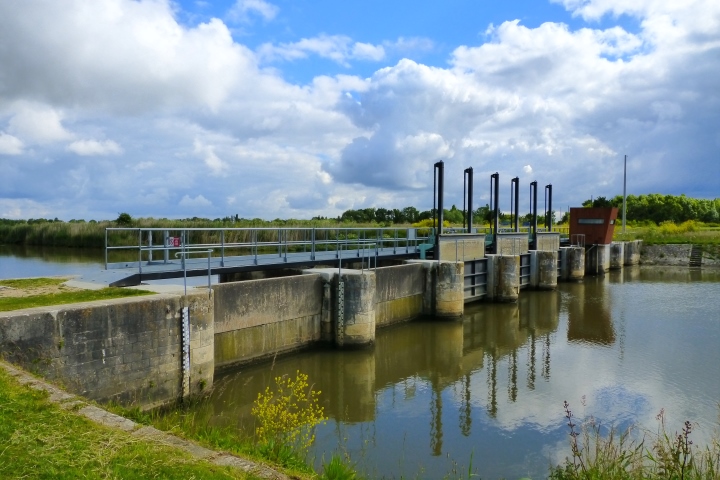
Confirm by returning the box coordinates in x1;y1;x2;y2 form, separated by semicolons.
251;371;326;461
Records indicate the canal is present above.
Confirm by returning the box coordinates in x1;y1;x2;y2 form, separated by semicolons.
2;246;719;478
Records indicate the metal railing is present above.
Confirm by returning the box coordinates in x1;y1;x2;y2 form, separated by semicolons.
104;226;430;272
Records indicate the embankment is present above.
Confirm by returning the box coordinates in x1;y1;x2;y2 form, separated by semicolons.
640;244;720;267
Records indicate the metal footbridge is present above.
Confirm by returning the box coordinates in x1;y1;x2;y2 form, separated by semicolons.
102;227;433;287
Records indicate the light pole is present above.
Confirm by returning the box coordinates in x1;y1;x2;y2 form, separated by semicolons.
623;154;627;234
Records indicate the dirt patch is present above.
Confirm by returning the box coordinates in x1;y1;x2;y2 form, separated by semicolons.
0;278;82;299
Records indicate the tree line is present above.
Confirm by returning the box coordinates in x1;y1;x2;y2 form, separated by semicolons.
583;194;720;224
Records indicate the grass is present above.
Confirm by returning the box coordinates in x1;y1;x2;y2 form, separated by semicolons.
0;367;256;479
550;401;720;479
0;277;155;312
613;221;720;245
116;400;318;479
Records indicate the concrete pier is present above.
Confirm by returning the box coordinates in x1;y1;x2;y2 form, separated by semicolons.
407;260;464;318
610;242;625;270
530;250;558;290
624;240;642;265
338;270;377;346
487;255;520;302
560;246;585;281
586;244;611;275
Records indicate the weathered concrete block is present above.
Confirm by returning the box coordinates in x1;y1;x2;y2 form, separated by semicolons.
531;250;558;290
0;291;214;408
213;275;323;333
610;242;624;270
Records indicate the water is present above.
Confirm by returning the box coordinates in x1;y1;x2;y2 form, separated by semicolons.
0;244;216;286
206;267;720;479
2;246;719;478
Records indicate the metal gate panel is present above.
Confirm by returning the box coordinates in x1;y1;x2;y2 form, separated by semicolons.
464;258;487;302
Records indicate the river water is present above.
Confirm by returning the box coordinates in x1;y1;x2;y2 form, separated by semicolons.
2;246;719;478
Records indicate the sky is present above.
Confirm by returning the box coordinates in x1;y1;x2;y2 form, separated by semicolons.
0;0;718;221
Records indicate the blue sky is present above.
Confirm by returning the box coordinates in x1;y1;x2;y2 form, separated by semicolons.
0;0;717;220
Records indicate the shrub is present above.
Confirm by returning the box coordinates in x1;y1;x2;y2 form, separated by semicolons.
251;371;326;461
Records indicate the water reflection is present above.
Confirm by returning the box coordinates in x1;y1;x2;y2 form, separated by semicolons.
565;277;616;345
192;270;720;479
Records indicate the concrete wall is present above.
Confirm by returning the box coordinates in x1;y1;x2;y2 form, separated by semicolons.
536;233;560;252
437;234;485;261
496;233;529;255
0;292;214;408
213;275;323;370
375;264;424;326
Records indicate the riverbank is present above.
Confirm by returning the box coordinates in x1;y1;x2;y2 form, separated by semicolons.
0;360;290;479
640;243;720;267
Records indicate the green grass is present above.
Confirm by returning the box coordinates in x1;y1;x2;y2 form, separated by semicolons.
116;402;317;479
550;401;720;480
0;367;256;479
614;221;720;245
0;284;155;312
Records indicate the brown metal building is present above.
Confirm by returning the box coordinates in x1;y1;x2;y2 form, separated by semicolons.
569;207;618;245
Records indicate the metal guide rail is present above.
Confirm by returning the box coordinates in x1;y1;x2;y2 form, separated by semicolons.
104;226;431;281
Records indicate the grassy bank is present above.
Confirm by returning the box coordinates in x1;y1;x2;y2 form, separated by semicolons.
613;220;720;245
550;401;720;479
0;277;155;312
0;366;254;479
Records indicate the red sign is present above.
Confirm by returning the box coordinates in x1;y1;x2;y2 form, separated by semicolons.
167;237;181;247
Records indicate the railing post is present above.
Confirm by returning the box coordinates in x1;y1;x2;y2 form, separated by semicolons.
311;228;316;260
221;230;225;267
104;229;108;269
138;229;142;275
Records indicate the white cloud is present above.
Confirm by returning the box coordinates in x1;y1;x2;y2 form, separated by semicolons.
258;35;386;66
227;0;278;23
0;0;718;220
179;194;212;207
523;165;533;174
0;0;254;113
0;133;23;155
67;139;123;156
7;104;73;144
352;42;386;61
193;139;228;175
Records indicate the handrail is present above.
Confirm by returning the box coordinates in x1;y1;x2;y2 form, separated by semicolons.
105;226;427;273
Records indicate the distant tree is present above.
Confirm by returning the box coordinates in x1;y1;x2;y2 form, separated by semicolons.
115;212;133;226
402;206;420;223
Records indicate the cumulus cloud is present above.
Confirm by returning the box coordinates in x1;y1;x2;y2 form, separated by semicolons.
258;35;386;66
179;194;212;207
227;0;278;23
0;0;718;220
7;104;73;144
0;133;23;155
0;0;254;113
67;139;123;156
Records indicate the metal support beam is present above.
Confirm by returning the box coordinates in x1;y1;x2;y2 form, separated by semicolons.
544;184;553;232
490;172;500;240
464;167;474;233
511;176;520;232
434;160;445;242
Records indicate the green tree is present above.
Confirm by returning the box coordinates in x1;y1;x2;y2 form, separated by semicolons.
115;212;133;226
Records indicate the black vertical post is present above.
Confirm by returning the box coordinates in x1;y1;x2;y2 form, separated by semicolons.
530;181;538;245
434;161;445;241
512;177;519;232
545;184;553;232
463;170;467;231
464;167;474;233
491;172;499;240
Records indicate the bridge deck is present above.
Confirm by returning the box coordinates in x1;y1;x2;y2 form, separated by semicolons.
99;226;431;287
102;246;420;286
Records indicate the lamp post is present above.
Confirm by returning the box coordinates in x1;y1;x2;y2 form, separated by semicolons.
623;155;627;234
